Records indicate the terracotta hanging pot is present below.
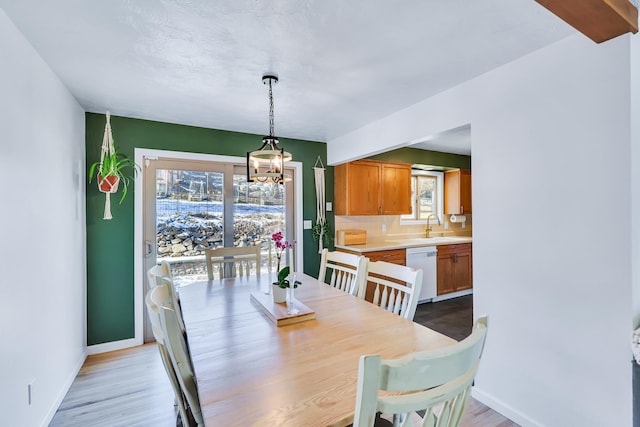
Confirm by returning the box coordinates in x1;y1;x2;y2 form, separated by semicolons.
98;174;120;193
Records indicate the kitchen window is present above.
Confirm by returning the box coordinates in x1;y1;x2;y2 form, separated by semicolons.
400;170;443;224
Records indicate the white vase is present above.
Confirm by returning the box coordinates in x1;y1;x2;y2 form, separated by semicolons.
272;284;286;303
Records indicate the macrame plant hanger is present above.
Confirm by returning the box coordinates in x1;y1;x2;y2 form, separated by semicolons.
97;112;119;220
313;156;326;253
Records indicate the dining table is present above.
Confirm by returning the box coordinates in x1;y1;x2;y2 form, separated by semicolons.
177;272;456;427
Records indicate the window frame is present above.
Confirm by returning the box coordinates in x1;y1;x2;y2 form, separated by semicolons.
400;170;444;225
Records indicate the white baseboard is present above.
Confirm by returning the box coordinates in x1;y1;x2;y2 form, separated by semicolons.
87;337;141;355
40;349;87;427
472;387;542;427
431;288;473;302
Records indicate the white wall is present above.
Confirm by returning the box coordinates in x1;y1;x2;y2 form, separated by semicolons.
0;9;86;427
631;35;640;331
329;34;633;426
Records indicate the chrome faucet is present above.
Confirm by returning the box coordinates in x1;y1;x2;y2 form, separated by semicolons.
425;214;441;238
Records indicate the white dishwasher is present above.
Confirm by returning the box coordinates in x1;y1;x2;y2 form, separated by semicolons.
406;246;437;303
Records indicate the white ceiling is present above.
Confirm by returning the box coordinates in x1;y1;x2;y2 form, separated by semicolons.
0;0;574;153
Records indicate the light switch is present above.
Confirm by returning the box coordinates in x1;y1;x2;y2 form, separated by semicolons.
326;202;332;212
303;220;312;230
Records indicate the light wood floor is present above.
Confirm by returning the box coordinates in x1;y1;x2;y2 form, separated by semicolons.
51;342;519;426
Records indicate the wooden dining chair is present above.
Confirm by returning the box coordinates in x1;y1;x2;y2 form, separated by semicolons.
157;294;205;427
362;261;423;321
353;316;489;427
318;248;367;296
205;246;261;279
145;285;190;427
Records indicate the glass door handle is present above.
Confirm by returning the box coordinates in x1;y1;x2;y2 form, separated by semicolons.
144;241;154;257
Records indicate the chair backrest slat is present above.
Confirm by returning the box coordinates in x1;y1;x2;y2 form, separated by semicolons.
147;262;172;289
205;246;261;279
363;261;423;321
318;249;367;296
155;276;185;334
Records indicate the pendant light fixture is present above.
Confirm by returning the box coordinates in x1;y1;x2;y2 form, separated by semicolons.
246;74;292;184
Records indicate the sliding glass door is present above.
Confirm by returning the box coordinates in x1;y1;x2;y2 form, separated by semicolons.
142;156;294;341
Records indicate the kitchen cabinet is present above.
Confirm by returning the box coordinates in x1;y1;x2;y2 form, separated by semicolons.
336;248;405;265
335;160;411;215
444;169;472;215
436;243;472;296
364;248;406;265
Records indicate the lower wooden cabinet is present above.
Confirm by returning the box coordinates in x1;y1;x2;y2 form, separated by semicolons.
436;243;472;295
336;248;405;265
364;248;406;265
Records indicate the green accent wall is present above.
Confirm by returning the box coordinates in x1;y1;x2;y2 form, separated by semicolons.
367;147;471;169
86;113;333;345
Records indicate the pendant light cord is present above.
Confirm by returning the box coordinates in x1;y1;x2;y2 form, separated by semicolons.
268;78;275;138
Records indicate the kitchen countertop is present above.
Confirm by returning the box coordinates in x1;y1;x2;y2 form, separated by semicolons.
335;236;472;253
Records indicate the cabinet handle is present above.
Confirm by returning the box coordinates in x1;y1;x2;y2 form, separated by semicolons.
461;206;464;214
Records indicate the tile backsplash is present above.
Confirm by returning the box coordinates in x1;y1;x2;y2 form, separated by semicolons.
335;214;472;241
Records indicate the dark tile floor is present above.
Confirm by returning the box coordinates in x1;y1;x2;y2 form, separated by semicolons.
413;295;473;341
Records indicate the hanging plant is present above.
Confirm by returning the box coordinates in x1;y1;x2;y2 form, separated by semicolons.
313;159;328;253
88;149;139;203
311;220;331;248
88;112;140;219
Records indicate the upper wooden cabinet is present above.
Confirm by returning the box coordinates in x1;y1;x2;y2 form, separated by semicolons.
444;169;472;215
335;160;411;216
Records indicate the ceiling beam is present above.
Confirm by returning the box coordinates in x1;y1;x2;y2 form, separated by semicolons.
535;0;638;43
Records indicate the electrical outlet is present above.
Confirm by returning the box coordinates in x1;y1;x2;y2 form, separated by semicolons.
326;202;332;212
462;221;466;229
444;221;449;230
303;220;312;229
381;224;387;233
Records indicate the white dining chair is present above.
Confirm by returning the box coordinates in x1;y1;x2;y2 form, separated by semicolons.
353;315;488;427
362;261;423;321
318;248;367;296
155;276;186;335
156;293;205;427
205;246;261;279
147;260;172;288
145;285;191;427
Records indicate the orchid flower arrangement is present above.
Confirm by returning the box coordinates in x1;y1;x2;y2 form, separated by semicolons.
271;231;301;289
